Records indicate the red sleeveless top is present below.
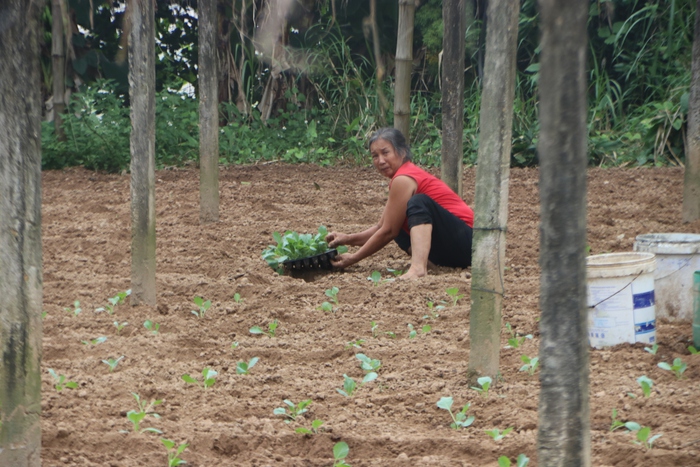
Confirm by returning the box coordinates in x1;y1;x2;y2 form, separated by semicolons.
391;162;474;231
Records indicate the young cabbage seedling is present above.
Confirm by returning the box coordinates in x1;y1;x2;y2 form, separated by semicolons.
486;427;513;441
408;324;417;339
231;341;239;350
191;296;211;318
644;343;659;355
161;438;188;467
497;454;530;467
367;271;382;286
609;408;626;432
657;357;687;379
65;300;82;316
126;392;163;433
505;323;533;348
436;397;475;429
423;300;445;320
143;320;160;335
636;375;653;397
48;369;78;391
519;355;539;376
633;426;663;450
182;367;218;389
345;339;365;349
233;292;244;303
102;356;124;372
356;353;381;374
81;336;107;346
325;286;340;304
273;399;312;423
332;441;351;467
250;320;279;337
471;376;492;397
236;357;260;375
688;345;699;355
318;301;334;312
387;268;405;277
336;374;358;397
96;289;131;314
445;287;464;306
113;321;128;335
295;419;324;434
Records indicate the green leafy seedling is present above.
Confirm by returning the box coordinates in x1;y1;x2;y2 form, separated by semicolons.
236;357;259;375
636;375;653;397
436;397;475;429
262;226;336;272
368;270;382;286
408;323;417;339
519;355;539;376
688;345;699;355
273;399;312;422
96;289;131;314
446;287;464;306
191;296;211;318
231;341;239;349
126;392;162;433
471;376;492;397
318;301;334;312
387;268;405;276
48;369;78;391
65;300;82;316
143;320;160;335
422;324;431;334
325;286;339;304
81;336;108;346
505;323;533;348
385;331;396;339
657;357;687;379
644;343;659;355
610;409;627;432
423;300;445;320
333;441;351;467
161;438;188;467
634;426;663;450
336;374;358;397
102;356;124;372
233;292;243;303
486;427;513;441
182;367;218;389
356;353;381;374
345;339;365;349
113;321;128;335
370;321;379;338
295;419;324;434
498;454;530;467
250;320;278;337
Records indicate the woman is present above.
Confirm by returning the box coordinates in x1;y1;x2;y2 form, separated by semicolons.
327;128;473;279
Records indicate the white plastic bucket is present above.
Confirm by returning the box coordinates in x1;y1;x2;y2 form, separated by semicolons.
586;252;656;348
634;233;700;321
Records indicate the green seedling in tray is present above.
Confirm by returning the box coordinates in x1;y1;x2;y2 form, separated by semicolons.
436;397;475;429
273;399;312;423
261;226;348;272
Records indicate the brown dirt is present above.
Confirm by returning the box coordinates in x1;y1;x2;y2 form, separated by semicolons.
41;164;700;467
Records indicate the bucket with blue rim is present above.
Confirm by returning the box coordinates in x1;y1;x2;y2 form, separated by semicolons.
586;252;656;348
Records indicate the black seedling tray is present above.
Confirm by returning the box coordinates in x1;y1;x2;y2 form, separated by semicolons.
282;249;338;272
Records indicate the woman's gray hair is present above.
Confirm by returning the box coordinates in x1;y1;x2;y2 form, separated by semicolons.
368;127;413;162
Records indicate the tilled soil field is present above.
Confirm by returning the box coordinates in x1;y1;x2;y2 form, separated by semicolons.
41;164;700;466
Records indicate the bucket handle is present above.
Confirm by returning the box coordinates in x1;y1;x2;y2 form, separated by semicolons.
654;256;694;282
588;270;643;309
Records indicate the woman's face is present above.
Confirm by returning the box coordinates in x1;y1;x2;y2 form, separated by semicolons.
370;138;405;178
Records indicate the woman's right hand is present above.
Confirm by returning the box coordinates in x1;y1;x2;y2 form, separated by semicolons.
326;231;349;248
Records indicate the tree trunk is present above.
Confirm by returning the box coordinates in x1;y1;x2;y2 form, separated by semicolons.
467;0;520;383
199;0;220;223
440;0;466;196
51;0;66;141
369;0;389;126
129;0;156;306
0;1;43;465
682;0;700;222
394;0;416;140
536;0;590;465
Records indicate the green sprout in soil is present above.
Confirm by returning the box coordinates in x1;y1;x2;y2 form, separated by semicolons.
273;399;312;423
356;353;380;374
48;369;78;391
161;438;188;467
81;336;107;346
519;355;539;376
385;331;396;338
636;375;653;397
65;300;82;316
332;441;351;467
250;320;278;337
436;397;475;429
657;357;687;379
96;289;131;314
102;356;124;372
143;320;160;335
325;286;339;304
486;427;513;441
370;321;379;338
125;392;162;433
318;301;334;312
182;367;218;389
231;341;239;350
408;324;431;339
497;454;530;467
233;293;243;303
505;323;533;348
446;287;464;306
191;296;211;318
113;321;128;335
236;357;259;375
688;345;699;354
644;343;659;355
471;376;492;397
367;270;382;286
387;268;405;276
345;339;365;349
336;374;358;397
423;299;445;320
625;422;662;449
295;419;324;434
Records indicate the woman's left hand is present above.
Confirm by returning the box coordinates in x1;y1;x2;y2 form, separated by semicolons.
331;253;357;269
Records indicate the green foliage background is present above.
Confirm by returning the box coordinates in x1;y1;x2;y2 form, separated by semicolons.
41;0;695;172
